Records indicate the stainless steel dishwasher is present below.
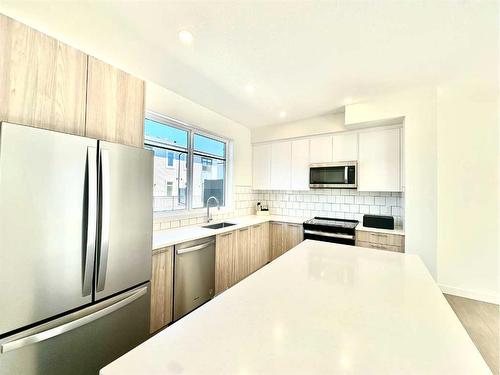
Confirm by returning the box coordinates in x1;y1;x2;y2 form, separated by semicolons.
173;236;215;321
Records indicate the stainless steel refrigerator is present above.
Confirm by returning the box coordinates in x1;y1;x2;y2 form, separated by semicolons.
0;122;153;375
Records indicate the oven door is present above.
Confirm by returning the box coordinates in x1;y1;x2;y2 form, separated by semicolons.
303;229;355;245
309;162;357;188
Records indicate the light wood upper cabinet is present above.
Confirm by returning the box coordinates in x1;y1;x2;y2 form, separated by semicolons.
0;15;87;134
291;139;310;190
85;57;145;147
252;143;272;190
150;246;173;333
270;141;292;190
235;227;251;283
358;128;402;192
332;133;358;162
309;135;333;163
250;222;269;273
215;231;237;294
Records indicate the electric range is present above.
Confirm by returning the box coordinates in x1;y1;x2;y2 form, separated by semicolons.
303;217;359;245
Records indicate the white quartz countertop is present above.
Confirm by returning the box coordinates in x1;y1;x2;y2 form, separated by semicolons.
101;241;489;375
152;215;307;249
355;223;405;235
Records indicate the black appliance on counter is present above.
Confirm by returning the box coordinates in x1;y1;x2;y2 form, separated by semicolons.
303;217;359;245
362;214;395;230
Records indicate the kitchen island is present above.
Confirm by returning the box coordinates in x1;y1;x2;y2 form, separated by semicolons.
100;240;489;374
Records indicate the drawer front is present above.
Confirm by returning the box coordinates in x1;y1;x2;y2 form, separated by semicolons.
356;230;404;247
356;240;403;253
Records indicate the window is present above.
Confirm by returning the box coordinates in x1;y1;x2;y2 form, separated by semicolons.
167;152;174;167
145;115;228;213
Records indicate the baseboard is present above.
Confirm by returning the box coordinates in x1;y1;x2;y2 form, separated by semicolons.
439;284;499;305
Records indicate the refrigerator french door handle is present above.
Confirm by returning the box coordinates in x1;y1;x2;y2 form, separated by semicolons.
97;149;111;292
82;147;97;297
0;286;147;354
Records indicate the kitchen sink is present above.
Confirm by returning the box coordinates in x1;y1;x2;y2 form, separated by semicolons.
202;222;236;230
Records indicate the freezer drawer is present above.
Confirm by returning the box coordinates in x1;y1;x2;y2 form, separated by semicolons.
0;122;97;335
0;284;150;375
174;237;215;321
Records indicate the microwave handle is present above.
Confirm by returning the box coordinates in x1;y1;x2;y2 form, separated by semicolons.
344;166;348;183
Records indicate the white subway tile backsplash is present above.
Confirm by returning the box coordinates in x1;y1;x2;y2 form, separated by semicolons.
154;185;404;231
344;196;354;204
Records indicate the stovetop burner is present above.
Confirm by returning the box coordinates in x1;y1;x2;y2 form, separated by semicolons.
303;217;359;229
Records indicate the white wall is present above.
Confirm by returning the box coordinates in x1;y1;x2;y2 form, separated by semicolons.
345;86;499;303
251;112;346;143
436;81;499;303
146;82;252;186
345;88;439;281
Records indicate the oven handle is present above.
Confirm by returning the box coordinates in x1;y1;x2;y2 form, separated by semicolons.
304;229;355;240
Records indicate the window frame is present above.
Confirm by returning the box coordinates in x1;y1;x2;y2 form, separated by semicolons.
145;111;229;215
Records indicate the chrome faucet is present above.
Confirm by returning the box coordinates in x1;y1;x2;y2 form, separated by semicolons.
206;196;220;223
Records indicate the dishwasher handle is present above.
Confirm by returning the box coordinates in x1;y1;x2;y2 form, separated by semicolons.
176;240;215;255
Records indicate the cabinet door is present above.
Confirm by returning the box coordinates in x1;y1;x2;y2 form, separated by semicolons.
250;222;269;273
270;141;291;190
150;246;173;333
235;227;251;283
252;143;272;189
215;231;236;294
285;224;304;251
332;133;358;162
0;15;87;135
270;222;285;261
291;139;310;190
309;135;333;163
358;128;401;192
85;57;145;147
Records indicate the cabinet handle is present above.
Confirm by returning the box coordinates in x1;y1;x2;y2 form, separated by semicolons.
239;228;249;232
220;232;233;237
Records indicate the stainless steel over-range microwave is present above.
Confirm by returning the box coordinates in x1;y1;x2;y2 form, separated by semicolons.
309;161;357;189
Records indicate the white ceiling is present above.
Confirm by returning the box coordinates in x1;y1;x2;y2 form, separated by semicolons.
0;1;497;128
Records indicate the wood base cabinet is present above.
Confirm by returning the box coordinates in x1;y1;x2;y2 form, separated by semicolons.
235;227;251;283
356;230;405;253
150;246;173;333
250;222;269;273
215;231;237;294
270;222;304;261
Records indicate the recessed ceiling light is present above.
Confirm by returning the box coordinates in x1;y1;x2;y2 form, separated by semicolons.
178;30;193;45
279;111;287;118
343;97;353;105
245;84;255;94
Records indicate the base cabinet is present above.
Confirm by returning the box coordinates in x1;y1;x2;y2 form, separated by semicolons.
356;230;405;253
215;231;237;294
270;222;304;261
250;222;269;273
150;246;173;333
235;227;251;283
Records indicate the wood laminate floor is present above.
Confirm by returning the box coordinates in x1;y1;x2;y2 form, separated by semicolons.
445;294;499;374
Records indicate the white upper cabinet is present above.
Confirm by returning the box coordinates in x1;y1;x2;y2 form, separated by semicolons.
290;138;310;190
358;128;402;192
252;143;272;190
332;133;358;162
309;135;333;163
270;141;292;190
